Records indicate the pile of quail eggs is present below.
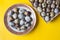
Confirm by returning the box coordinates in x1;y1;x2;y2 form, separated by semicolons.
30;0;60;22
7;7;33;32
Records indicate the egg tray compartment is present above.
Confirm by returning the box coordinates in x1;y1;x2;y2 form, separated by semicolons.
30;0;60;22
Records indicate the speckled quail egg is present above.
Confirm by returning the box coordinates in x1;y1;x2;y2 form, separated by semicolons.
54;8;59;14
20;26;25;32
25;16;31;22
46;8;50;12
20;25;29;30
20;26;25;30
50;12;55;17
33;2;38;8
51;4;55;9
25;23;31;27
24;12;28;16
8;22;14;26
39;0;43;3
19;8;25;14
12;13;17;19
41;12;46;17
20;20;25;26
8;11;12;16
12;8;17;12
45;16;50;22
18;13;25;19
13;19;18;24
8;16;13;21
37;7;42;13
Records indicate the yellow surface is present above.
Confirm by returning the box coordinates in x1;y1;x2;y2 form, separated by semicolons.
0;0;60;40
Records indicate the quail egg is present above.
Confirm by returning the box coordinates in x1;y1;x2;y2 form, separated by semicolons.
37;7;42;13
19;8;25;14
8;11;12;16
12;8;17;12
8;22;14;26
39;0;43;3
18;13;25;19
12;13;17;19
50;12;55;17
34;2;38;8
20;26;25;30
51;4;55;9
8;16;13;21
45;16;50;22
25;23;31;27
25;16;31;22
46;8;50;12
13;19;18;24
20;20;25;26
54;8;59;14
41;12;46;17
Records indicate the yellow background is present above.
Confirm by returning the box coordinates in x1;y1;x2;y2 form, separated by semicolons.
0;0;60;40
